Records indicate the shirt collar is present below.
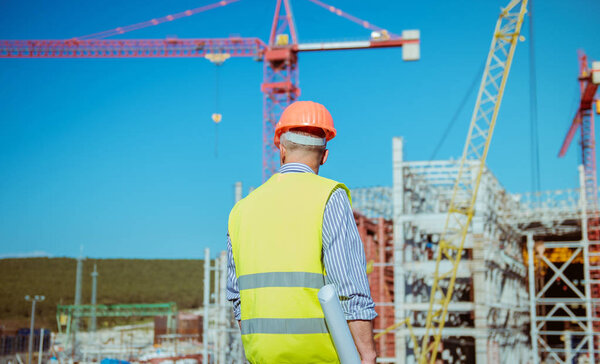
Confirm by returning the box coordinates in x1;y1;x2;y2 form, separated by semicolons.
279;162;315;174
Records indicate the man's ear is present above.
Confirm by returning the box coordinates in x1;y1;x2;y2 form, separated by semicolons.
320;149;329;166
279;144;287;164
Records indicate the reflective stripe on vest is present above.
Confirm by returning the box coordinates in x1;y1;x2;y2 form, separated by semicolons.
241;318;329;335
238;272;325;290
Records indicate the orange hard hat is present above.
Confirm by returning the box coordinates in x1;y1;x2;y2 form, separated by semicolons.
274;101;336;147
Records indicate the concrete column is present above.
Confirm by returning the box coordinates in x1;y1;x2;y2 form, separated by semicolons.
234;182;242;203
377;218;388;357
472;234;487;364
472;164;487;364
203;248;210;364
392;137;407;363
527;234;539;364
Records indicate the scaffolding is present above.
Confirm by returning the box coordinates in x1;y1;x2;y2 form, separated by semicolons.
56;303;178;333
202;249;245;364
56;302;178;360
525;166;599;363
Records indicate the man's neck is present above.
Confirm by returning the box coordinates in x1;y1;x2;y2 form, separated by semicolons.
282;160;320;174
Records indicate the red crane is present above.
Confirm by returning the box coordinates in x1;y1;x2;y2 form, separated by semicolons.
557;49;600;348
0;0;420;180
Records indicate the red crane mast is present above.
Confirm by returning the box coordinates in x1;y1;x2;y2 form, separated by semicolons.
559;50;600;215
0;0;420;178
557;49;600;348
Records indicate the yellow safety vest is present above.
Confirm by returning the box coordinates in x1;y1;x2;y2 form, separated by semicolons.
228;172;350;364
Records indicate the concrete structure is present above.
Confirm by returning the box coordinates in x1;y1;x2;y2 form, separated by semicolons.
358;137;530;363
350;137;600;363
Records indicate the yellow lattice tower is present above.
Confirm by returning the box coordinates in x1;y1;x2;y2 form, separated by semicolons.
417;1;529;362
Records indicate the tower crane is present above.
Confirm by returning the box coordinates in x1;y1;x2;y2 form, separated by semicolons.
0;0;420;180
557;49;600;356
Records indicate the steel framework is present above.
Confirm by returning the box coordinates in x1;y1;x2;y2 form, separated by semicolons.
527;237;598;363
0;38;266;58
352;187;393;219
56;302;178;356
526;166;599;363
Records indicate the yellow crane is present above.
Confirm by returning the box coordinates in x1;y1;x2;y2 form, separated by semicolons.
418;1;528;362
371;0;529;361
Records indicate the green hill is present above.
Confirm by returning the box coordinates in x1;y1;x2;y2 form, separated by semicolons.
0;257;211;332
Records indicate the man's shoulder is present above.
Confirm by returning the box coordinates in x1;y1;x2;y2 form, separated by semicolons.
299;172;345;189
316;175;348;192
228;176;272;219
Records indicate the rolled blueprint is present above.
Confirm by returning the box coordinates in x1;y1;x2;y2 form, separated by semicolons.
318;284;361;364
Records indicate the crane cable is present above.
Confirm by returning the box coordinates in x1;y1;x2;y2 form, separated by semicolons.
207;54;228;157
76;0;242;40
529;0;542;193
429;61;485;160
214;64;222;157
305;0;399;38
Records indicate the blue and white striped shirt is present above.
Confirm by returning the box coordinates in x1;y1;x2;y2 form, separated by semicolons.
226;162;377;321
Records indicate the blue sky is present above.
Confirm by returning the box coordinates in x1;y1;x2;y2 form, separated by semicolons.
0;0;599;259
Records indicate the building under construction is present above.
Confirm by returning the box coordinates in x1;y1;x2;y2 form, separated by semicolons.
350;137;599;363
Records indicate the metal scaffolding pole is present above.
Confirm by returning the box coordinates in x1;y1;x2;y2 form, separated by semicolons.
213;253;220;361
392;137;407;363
25;295;45;364
72;249;84;356
203;247;210;364
527;234;539;364
38;328;44;364
90;264;98;333
580;165;597;362
219;252;227;364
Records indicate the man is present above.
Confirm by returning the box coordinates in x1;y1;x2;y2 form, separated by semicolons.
226;101;377;363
